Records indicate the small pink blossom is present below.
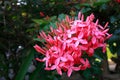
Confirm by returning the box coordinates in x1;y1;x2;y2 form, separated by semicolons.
34;12;112;77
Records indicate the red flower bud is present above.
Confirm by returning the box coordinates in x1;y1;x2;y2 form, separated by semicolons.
40;12;45;17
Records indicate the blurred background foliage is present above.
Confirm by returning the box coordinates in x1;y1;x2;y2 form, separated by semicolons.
0;0;120;80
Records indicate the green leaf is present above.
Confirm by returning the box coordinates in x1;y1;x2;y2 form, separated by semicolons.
49;22;57;29
50;16;57;21
26;28;35;33
58;14;66;21
32;19;49;25
42;25;50;31
82;69;91;79
29;63;43;80
15;49;35;80
33;38;41;42
93;0;110;6
79;3;91;7
81;8;91;13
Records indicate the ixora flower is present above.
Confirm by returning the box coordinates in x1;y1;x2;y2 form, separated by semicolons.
34;12;112;77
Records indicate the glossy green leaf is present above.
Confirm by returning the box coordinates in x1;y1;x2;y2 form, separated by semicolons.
29;63;43;80
15;49;35;80
93;0;110;6
58;14;66;21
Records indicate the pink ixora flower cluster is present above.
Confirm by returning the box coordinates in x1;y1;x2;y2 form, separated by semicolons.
34;12;111;77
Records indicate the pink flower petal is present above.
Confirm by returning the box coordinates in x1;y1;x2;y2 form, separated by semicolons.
56;66;62;75
67;68;72;77
88;48;94;56
55;58;60;66
80;46;87;50
50;65;56;70
36;58;45;62
78;12;82;20
80;39;88;44
80;58;85;64
78;32;83;39
75;41;79;47
60;57;67;62
92;36;96;44
67;54;74;61
45;67;51;70
34;44;45;55
63;43;66;50
72;66;81;71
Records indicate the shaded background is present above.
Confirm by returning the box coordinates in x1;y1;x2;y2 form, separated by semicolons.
0;0;120;80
